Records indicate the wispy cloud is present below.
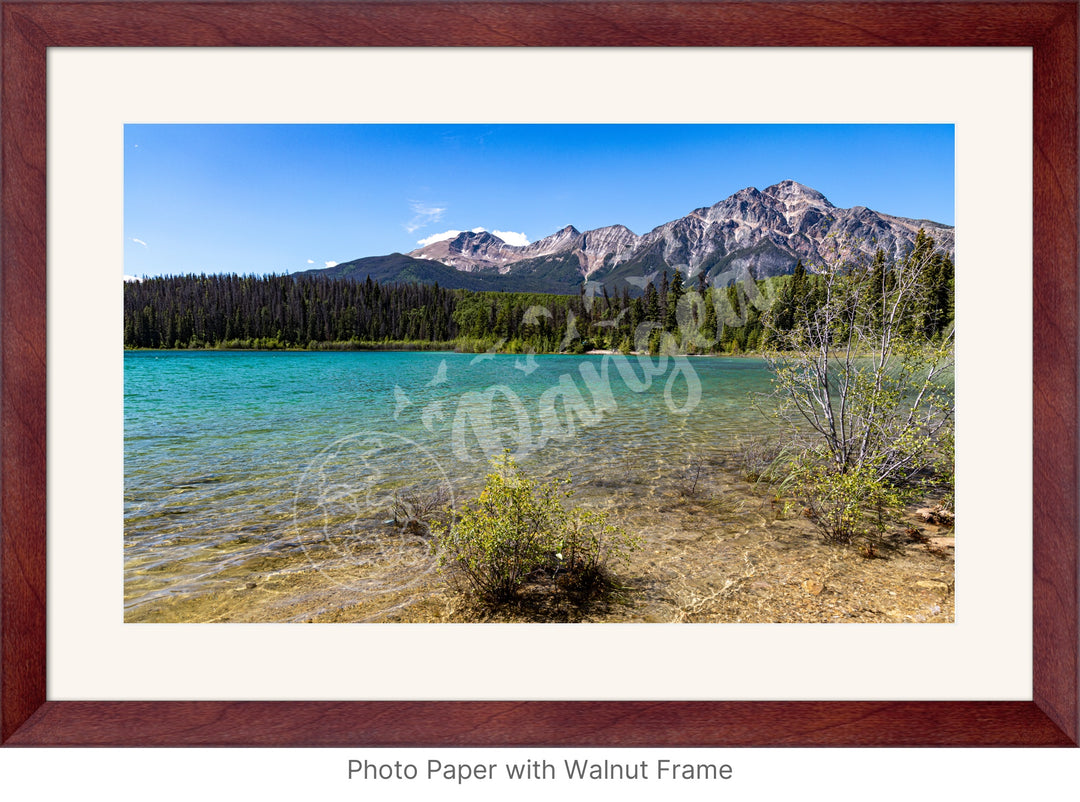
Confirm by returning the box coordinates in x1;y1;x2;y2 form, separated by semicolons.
415;227;530;248
130;237;148;248
307;259;315;264
416;227;484;247
404;201;447;233
492;230;529;247
324;261;338;268
416;230;460;247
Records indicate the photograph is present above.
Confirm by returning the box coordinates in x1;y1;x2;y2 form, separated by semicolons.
123;123;957;625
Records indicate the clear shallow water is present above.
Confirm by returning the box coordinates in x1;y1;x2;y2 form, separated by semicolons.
124;350;780;611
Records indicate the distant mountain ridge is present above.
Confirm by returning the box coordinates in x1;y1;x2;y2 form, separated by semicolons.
300;180;954;294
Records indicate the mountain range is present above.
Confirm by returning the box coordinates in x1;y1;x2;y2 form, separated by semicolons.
300;180;954;295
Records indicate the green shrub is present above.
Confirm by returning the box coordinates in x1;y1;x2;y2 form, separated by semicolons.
785;453;907;545
434;454;638;604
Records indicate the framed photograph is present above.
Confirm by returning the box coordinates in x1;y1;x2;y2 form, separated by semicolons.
2;1;1076;746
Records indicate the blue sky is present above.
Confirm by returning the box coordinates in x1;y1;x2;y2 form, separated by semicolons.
123;124;954;278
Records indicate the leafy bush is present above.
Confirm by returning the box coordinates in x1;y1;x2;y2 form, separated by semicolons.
434;454;638;604
785;453;907;545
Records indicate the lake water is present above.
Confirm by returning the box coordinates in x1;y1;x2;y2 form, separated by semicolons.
124;350;781;613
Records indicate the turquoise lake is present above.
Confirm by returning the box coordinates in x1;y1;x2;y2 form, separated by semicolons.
124;350;781;612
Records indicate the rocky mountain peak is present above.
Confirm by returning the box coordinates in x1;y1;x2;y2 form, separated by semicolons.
525;225;582;252
592;223;634;235
451;230;503;247
763;179;832;206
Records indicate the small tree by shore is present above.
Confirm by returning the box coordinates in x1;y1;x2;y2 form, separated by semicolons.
762;236;955;545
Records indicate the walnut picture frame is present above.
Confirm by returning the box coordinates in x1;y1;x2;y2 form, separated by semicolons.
1;1;1076;747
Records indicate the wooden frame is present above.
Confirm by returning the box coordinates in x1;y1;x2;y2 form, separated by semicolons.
2;1;1076;747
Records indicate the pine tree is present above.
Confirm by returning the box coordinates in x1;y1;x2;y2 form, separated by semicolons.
665;268;684;332
702;287;718;347
643;282;661;322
